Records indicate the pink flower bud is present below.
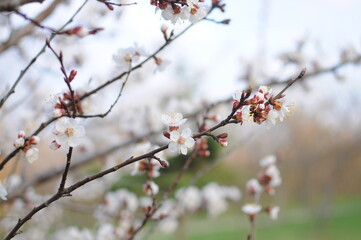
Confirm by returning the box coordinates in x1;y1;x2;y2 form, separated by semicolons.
159;160;169;168
18;130;26;139
216;133;228;139
218;139;228;147
29;136;40;145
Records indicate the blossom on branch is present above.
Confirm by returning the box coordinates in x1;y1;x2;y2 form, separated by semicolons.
153;0;207;24
52;118;86;148
113;44;146;72
25;147;39;164
162;112;187;131
242;203;262;217
168;128;195;155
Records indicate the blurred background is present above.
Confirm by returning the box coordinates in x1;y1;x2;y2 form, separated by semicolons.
1;0;361;239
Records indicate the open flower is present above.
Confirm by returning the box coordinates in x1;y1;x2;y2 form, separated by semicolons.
143;180;159;195
25;148;39;164
242;203;262;217
162;112;187;131
246;178;263;196
113;44;146;71
53;118;86;148
169;128;195;155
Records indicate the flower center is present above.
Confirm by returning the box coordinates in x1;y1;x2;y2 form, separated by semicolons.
124;54;132;62
177;136;185;145
65;128;74;137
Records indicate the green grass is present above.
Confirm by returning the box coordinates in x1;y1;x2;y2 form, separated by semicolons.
148;198;361;240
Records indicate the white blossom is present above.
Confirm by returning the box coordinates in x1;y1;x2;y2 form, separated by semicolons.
176;186;202;212
158;217;178;234
14;138;25;148
25;148;39;164
265;109;279;129
246;178;263;196
96;224;116;240
276;103;291;121
265;165;282;188
269;206;280;220
169;128;195;155
143;180;159;195
53;118;86;148
161;112;187;128
242;203;262;215
113;44;146;71
259;155;277;167
0;181;7;200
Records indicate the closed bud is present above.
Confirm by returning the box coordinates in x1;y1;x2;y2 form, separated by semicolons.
18;130;26;139
221;19;231;24
217;133;228;139
218;139;228;147
29;136;40;145
69;70;77;82
163;131;170;139
198;150;210;157
161;24;168;40
159;160;169;168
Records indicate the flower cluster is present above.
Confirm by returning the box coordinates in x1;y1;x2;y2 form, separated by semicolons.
51;117;86;149
13;130;40;164
242;155;281;221
45;91;84;118
151;0;207;24
233;86;291;128
162;112;195;155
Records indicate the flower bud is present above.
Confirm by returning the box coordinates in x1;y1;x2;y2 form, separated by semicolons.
69;70;77;82
218;139;228;147
163;131;170;139
29;136;40;145
216;133;228;139
197;150;210;157
14;138;25;148
159;160;169;168
18;130;26;139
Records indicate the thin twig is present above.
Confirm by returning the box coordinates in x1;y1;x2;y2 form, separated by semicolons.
0;0;89;109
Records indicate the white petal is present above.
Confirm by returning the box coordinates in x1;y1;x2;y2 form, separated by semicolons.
74;125;86;137
181;128;192;138
185;137;195;148
168;142;179;153
68;137;80;147
56;135;67;145
180;146;188;155
170;131;180;141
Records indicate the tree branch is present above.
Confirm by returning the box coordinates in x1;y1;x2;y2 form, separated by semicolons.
0;0;45;12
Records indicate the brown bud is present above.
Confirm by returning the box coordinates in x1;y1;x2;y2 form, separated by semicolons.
216;133;228;139
163;131;170;139
69;70;77;82
159;160;169;168
221;19;231;24
198;150;210;157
